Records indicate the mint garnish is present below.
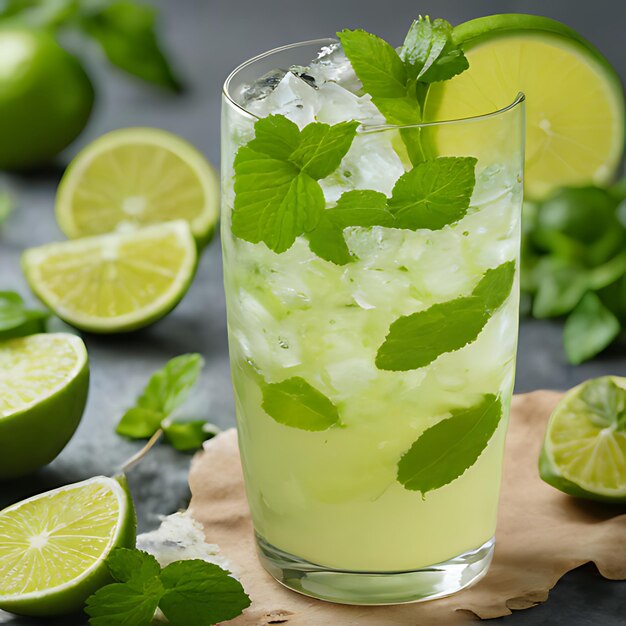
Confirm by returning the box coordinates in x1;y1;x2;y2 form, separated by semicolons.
231;115;359;253
397;394;502;495
262;376;340;431
0;291;49;340
376;261;516;371
85;548;250;626
388;156;476;229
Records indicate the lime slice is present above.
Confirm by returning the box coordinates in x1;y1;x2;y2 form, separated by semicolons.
0;333;89;479
0;475;135;616
22;221;197;333
540;376;626;503
56;127;220;248
424;14;625;200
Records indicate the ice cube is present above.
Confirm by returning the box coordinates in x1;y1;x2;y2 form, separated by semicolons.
247;71;319;128
308;42;362;94
240;68;287;104
315;82;385;126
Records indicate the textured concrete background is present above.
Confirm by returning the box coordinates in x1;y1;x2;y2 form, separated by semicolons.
1;1;625;623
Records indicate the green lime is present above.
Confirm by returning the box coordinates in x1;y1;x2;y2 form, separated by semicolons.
56;127;220;248
0;475;136;616
424;14;624;200
22;221;197;334
0;28;94;170
540;376;626;503
0;333;89;480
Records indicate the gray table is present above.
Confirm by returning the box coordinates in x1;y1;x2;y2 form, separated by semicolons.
1;0;625;623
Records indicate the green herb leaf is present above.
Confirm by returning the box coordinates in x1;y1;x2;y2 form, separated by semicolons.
532;258;589;318
86;549;250;626
0;291;49;340
377;261;515;371
116;354;205;441
388;157;477;230
563;292;620;365
262;377;340;431
401;16;468;83
162;420;220;452
159;560;251;626
397;394;502;495
290;120;359;179
337;29;407;98
306;212;354;265
79;1;183;92
328;189;394;228
232;116;358;254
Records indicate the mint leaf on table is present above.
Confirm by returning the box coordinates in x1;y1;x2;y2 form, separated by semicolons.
262;377;340;431
231;115;358;254
162;420;220;452
387;156;476;229
85;548;250;626
397;394;502;495
78;0;183;92
0;291;49;340
531;258;590;318
116;354;214;451
400;16;468;83
563;292;620;365
376;261;515;371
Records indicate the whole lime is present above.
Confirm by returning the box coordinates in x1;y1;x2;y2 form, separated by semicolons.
0;28;94;169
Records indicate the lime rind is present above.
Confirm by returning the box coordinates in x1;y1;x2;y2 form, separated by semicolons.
540;377;626;503
22;221;198;334
55;127;220;248
0;475;136;617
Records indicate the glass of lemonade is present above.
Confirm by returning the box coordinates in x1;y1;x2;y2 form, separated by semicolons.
221;38;524;604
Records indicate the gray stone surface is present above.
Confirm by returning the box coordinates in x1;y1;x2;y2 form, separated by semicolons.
1;0;625;623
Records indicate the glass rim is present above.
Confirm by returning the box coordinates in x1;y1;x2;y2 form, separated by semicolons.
222;37;525;131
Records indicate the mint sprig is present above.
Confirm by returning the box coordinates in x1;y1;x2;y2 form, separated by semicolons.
0;291;49;340
231;115;359;253
116;354;218;452
376;261;516;371
397;394;502;495
85;548;250;626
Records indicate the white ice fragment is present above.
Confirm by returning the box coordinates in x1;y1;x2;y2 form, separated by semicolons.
308;42;362;93
247;71;318;128
315;82;385;126
240;68;287;104
136;511;233;572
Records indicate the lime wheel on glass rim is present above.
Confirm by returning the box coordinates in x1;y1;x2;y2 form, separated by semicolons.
424;14;625;200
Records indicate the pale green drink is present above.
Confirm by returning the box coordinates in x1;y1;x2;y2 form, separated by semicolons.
221;37;524;604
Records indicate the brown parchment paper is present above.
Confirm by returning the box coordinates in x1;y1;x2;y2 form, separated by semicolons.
187;391;626;625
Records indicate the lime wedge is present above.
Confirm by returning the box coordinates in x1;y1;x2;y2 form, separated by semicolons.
56;127;220;248
0;475;135;616
424;14;624;200
540;376;626;503
0;333;89;479
22;221;197;333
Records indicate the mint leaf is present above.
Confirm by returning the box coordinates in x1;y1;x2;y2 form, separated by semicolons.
159;561;251;626
564;292;620;365
290;120;359;179
86;580;163;626
401;16;468;83
376;261;515;371
306;213;354;265
532;258;589;318
262;377;340;431
388;157;477;230
0;291;49;339
86;549;250;626
232;115;359;254
337;29;407;98
116;354;205;443
162;420;220;452
328;189;394;228
397;394;502;495
78;1;183;92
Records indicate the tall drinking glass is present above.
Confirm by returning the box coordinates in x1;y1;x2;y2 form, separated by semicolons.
221;39;525;605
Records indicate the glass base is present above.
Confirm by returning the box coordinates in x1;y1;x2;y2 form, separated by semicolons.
256;534;494;605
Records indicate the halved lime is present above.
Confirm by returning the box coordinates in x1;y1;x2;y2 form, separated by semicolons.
424;14;625;200
22;221;197;334
0;333;89;480
56;127;220;248
0;475;135;616
540;376;626;503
